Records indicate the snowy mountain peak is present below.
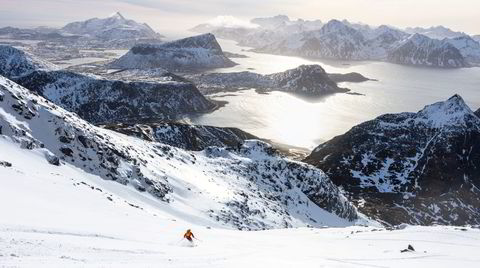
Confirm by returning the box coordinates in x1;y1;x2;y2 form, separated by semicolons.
61;12;162;40
108;11;125;20
415;94;478;128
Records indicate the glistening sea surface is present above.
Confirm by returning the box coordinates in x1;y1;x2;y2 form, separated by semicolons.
190;39;480;150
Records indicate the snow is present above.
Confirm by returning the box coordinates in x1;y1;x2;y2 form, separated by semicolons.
1;138;480;267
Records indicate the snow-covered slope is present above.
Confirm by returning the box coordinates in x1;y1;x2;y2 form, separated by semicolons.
387;34;468;68
188;64;348;96
2;147;479;266
61;12;162;40
110;33;236;71
0;45;57;78
0;75;361;230
305;95;480;225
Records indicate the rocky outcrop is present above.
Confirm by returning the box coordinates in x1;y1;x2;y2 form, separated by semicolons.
110;33;236;72
188;64;349;96
104;122;257;151
328;72;373;83
304;95;480;226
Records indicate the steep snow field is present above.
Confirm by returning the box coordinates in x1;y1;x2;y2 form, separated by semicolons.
2;138;480;267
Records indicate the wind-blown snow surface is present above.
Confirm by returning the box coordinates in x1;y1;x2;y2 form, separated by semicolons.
0;75;360;232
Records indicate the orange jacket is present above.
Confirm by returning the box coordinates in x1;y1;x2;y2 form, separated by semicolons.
184;230;195;239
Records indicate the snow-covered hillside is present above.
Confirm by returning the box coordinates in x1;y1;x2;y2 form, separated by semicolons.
2;139;479;266
0;45;58;78
305;95;480;225
0;75;361;231
110;33;236;71
61;12;162;40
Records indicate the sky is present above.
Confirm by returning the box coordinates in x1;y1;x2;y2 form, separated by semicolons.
0;0;479;36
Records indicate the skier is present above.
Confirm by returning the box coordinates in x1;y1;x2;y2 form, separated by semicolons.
183;229;195;242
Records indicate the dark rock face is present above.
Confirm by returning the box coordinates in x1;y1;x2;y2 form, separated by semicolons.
328;72;373;83
475;108;480;118
268;65;345;95
189;64;349;96
0;161;12;167
110;33;237;71
104;122;257;151
13;70;215;124
387;34;467;68
304;95;480;226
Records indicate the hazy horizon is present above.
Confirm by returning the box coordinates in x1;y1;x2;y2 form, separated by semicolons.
0;0;479;37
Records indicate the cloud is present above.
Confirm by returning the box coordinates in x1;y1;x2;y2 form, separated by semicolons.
207;16;258;28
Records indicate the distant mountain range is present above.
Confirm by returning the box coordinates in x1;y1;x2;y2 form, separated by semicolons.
0;12;163;48
61;12;163;40
192;15;480;68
